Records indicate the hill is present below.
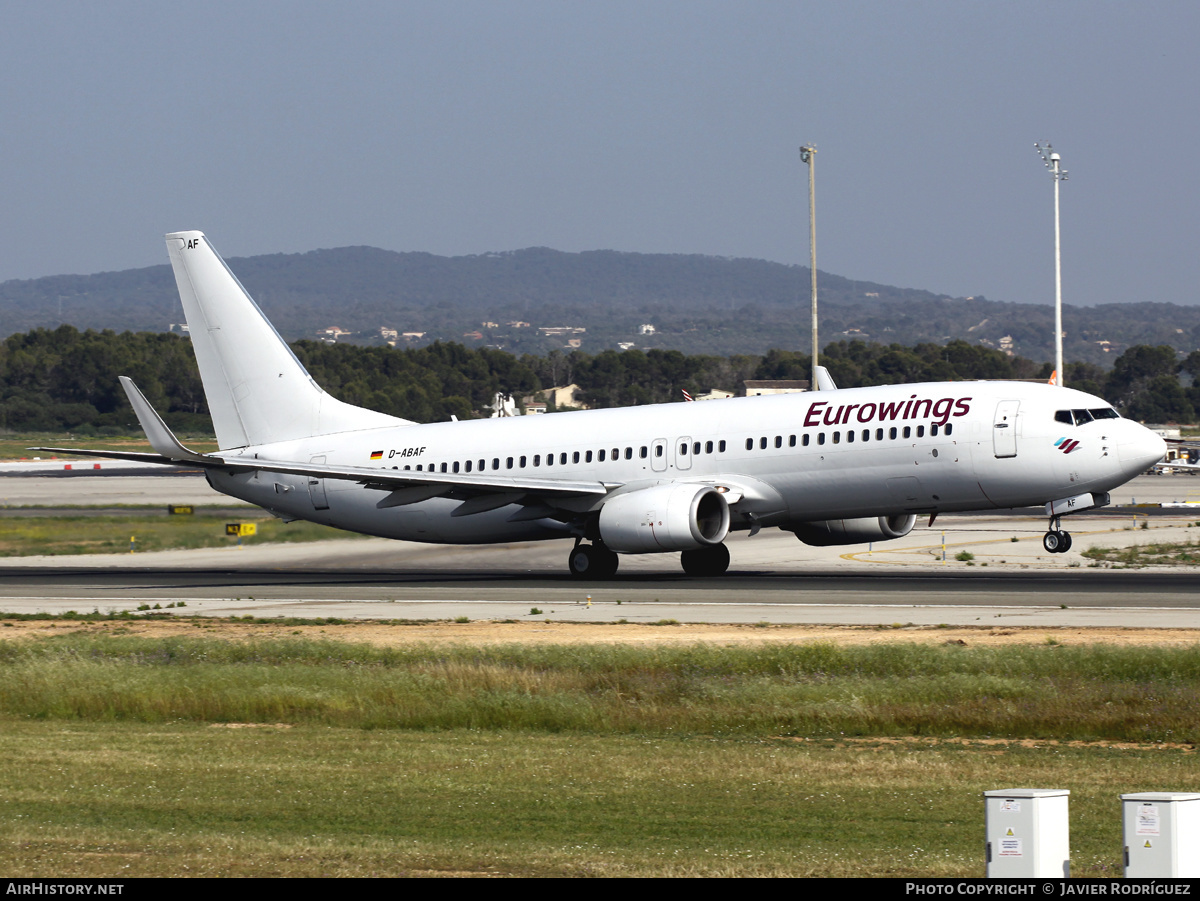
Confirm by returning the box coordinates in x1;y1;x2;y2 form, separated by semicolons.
1;246;1197;365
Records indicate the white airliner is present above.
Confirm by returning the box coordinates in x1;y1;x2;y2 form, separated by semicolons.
40;231;1167;577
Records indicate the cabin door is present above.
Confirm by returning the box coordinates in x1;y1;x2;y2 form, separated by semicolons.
992;401;1020;458
308;455;330;510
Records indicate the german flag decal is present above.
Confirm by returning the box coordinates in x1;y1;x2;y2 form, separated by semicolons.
370;450;384;460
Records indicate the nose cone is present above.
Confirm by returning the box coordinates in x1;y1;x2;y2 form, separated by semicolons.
1117;425;1166;477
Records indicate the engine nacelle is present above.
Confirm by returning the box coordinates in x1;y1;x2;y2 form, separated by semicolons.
598;484;731;553
791;514;916;547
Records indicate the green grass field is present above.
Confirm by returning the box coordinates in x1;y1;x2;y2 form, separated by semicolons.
0;632;1197;877
0;434;219;460
0;513;365;556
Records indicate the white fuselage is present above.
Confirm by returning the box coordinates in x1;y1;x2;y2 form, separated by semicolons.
206;380;1165;548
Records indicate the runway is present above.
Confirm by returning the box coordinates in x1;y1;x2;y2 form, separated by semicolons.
2;472;1199;628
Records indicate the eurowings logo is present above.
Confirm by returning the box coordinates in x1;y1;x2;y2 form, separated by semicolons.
1055;437;1080;454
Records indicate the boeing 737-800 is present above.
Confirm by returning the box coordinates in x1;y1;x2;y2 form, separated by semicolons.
40;232;1167;577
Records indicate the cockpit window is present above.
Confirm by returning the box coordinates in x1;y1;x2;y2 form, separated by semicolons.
1056;407;1119;426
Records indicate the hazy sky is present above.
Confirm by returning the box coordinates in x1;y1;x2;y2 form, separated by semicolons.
1;1;1196;310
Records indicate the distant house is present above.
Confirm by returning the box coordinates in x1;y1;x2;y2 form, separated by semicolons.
741;379;810;396
401;331;426;341
481;321;499;329
617;342;636;351
639;324;656;335
507;321;531;328
538;326;586;337
524;384;588;410
378;327;398;341
566;338;583;349
319;326;351;338
695;388;735;401
462;330;484;341
523;402;547;415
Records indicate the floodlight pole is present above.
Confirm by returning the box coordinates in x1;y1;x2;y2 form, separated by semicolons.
1035;143;1068;387
800;145;818;390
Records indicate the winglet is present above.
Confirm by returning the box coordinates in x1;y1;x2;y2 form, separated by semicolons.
814;365;839;391
119;377;212;464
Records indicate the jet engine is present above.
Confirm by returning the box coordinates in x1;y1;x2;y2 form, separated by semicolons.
790;514;916;547
598;484;731;553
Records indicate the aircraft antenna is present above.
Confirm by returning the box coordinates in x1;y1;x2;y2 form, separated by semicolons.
1034;142;1068;387
800;145;818;391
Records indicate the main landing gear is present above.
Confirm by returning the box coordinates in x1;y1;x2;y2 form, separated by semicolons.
680;543;730;577
1043;515;1073;554
568;542;619;579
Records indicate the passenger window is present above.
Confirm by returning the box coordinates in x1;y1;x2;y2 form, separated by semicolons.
520;456;527;468
889;427;897;440
718;440;726;452
560;453;567;465
846;430;854;443
802;434;810;447
506;457;513;469
903;427;911;439
760;437;767;449
598;449;606;462
679;443;688;455
492;458;500;470
533;455;540;467
478;459;485;472
788;435;796;447
640;446;648;459
612;448;619;460
746;438;754;451
416;464;422;471
876;428;883;441
404;465;411;471
774;436;782;448
862;429;869;442
833;431;841;444
931;424;939;437
573;451;580;464
586;450;593;463
545;454;553;466
916;426;925;438
705;441;713;453
818;433;826;446
624;447;633;460
453;462;460;473
441;463;448;473
693;442;701;455
945;423;953;436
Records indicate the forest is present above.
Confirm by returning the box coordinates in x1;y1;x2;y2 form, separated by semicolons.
0;325;1196;435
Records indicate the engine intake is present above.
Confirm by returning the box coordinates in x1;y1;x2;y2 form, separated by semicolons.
598;484;730;553
791;514;916;547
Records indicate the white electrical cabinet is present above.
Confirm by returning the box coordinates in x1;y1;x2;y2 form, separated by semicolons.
1121;792;1200;878
984;788;1070;878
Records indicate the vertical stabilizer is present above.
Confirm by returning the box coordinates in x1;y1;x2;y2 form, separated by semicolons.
165;231;408;448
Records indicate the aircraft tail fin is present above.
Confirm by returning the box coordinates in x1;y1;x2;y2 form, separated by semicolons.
165;231;409;449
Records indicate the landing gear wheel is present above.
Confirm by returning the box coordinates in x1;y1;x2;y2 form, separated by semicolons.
568;543;619;579
680;543;730;577
1043;530;1071;554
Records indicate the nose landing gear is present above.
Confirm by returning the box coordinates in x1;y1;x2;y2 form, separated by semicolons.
1043;515;1073;554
